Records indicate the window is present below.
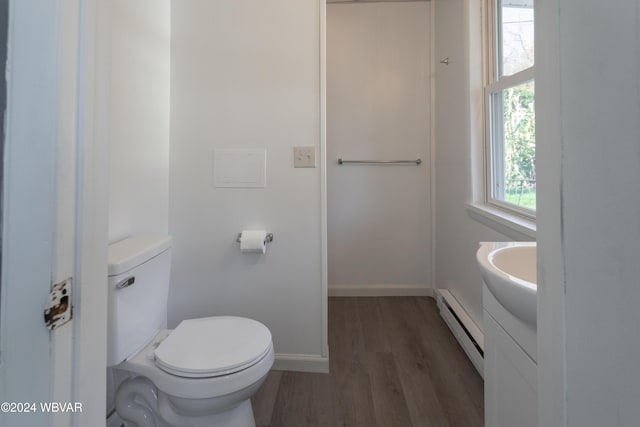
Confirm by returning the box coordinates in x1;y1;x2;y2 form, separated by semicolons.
485;0;535;216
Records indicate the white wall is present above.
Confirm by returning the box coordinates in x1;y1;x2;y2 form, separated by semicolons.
537;1;640;425
169;0;325;367
108;0;171;242
433;0;531;331
327;2;432;294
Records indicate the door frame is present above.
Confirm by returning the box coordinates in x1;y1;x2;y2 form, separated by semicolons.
68;1;110;425
0;1;110;426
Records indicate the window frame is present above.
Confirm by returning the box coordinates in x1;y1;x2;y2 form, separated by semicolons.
483;0;536;220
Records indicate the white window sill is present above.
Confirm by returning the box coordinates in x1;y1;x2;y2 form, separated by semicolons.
466;202;536;241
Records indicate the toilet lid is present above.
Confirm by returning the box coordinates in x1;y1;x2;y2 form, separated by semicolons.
154;316;272;378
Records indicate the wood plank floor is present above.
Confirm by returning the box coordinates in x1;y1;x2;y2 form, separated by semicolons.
252;297;484;427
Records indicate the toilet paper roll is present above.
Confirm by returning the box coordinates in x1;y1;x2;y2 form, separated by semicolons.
240;230;267;254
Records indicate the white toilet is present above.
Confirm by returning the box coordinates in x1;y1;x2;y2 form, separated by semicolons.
107;235;274;427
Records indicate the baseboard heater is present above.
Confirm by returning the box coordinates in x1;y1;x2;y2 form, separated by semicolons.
436;289;484;378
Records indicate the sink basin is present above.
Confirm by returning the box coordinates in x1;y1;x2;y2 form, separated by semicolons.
477;242;537;327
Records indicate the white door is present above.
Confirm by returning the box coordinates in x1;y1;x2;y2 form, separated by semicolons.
0;1;109;426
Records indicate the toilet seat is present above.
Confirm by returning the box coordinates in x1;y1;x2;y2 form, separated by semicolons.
154;316;273;378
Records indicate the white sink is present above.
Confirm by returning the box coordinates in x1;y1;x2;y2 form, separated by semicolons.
477;242;537;327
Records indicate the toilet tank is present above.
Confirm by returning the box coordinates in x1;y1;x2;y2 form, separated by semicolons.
107;235;172;367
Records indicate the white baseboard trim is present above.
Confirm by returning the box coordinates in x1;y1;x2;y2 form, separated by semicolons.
435;289;484;378
328;284;432;297
273;353;329;374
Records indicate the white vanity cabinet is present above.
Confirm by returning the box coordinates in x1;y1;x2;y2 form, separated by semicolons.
483;285;538;427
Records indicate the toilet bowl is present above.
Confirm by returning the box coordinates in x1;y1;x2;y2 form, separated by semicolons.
115;320;274;427
107;235;274;427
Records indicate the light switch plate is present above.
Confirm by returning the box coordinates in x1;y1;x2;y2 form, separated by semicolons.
294;146;316;168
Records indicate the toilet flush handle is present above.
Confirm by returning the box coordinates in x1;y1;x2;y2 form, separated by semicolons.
115;276;136;290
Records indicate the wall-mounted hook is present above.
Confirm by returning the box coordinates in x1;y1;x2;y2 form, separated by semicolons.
440;57;450;65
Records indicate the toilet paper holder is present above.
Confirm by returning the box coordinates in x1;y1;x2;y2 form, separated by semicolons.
236;232;274;244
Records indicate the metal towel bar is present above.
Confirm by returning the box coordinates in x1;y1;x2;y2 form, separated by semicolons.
337;158;422;165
